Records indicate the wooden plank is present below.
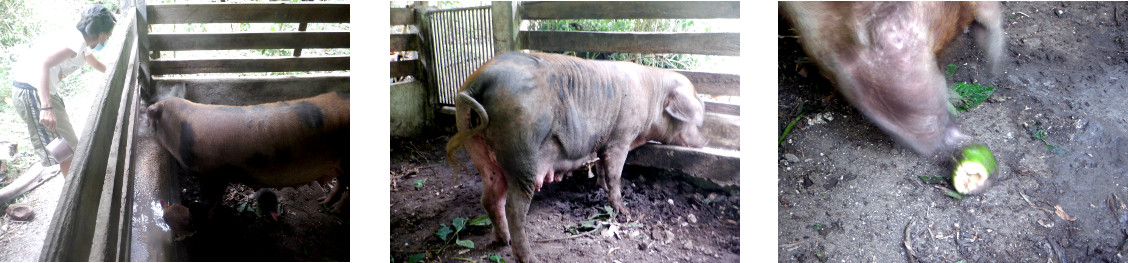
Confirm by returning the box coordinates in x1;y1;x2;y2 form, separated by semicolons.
521;1;739;19
390;34;418;52
391;7;414;25
154;75;350;106
705;101;739;116
674;70;738;96
150;56;349;75
520;31;738;56
147;3;349;24
702;113;739;150
150;31;349;51
391;59;419;79
626;144;739;188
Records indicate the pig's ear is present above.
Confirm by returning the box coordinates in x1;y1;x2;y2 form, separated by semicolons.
664;86;704;126
146;104;161;127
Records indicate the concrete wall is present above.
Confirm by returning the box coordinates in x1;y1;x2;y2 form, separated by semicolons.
390;80;428;137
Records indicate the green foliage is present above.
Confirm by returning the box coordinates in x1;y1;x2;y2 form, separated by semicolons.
1032;129;1063;153
944;190;966;200
407;253;426;263
488;254;505;263
468;215;491;226
413;178;428;189
0;0;43;48
528;19;705;70
951;82;994;111
435;224;453;240
779;111;806;146
945;63;959;78
564;205;616;235
917;175;948;185
435;217;477;249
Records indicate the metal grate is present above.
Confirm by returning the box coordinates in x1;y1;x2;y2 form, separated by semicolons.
428;5;495;106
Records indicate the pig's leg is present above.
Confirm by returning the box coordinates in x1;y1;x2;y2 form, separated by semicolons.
498;153;541;263
598;146;631;219
200;179;227;221
466;137;511;245
319;175;347;211
972;1;1004;74
503;181;536;263
326;161;349;213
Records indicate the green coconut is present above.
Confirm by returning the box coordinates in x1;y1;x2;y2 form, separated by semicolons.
952;144;998;195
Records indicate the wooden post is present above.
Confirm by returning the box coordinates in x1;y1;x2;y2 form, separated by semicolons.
294;22;308;57
412;2;437;129
492;1;519;54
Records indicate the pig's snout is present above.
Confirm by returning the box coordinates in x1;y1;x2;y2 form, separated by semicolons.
679;127;708;148
782;1;1001;156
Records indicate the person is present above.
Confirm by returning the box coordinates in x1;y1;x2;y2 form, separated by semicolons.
11;5;116;178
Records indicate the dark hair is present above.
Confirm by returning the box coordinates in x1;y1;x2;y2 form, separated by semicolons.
76;5;116;37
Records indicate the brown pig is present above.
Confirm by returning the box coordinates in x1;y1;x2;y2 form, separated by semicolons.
146;91;350;213
780;1;1003;155
445;52;706;263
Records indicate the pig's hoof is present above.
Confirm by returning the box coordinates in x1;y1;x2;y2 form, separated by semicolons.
515;254;537;263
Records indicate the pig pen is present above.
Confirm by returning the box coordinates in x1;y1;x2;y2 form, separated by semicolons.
389;136;741;263
128;75;350;261
40;2;351;261
779;2;1128;262
390;3;741;262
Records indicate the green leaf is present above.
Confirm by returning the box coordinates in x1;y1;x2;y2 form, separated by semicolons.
453;217;468;232
455;239;475;248
944;190;966;200
414;178;428;189
945;64;959;78
489;254;505;263
469;215;492;226
951;82;995;111
811;224;826;231
918;175;948;185
436;224;453;241
407;253;426;263
1034;129;1048;140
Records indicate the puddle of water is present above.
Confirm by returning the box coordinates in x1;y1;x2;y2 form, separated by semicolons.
127;118;177;261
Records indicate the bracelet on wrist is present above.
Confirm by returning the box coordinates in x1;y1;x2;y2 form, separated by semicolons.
40;106;53;110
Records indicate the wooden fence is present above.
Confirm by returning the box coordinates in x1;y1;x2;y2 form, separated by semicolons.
146;3;350;75
390;6;422;81
42;2;351;260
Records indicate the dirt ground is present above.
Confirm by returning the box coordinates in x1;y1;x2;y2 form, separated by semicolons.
389;135;740;263
778;2;1128;262
169;176;350;261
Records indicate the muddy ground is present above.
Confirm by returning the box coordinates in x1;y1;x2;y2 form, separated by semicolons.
778;2;1128;262
389;135;740;263
171;178;350;261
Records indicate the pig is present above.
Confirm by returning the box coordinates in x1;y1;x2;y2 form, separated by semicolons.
146;91;350;214
444;52;707;263
780;1;1003;155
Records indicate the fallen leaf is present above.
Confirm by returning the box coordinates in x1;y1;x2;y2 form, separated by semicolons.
1053;205;1076;221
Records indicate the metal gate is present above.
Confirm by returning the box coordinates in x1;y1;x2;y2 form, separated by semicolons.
427;5;495;106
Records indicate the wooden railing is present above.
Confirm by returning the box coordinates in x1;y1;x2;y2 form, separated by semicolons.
496;1;741;188
390;7;422;81
146;3;350;75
